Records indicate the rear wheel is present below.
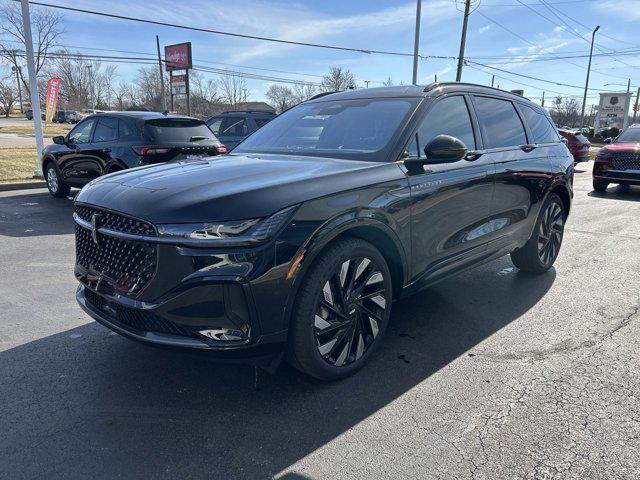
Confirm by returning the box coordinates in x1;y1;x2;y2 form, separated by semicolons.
287;238;392;380
511;193;565;274
593;178;609;192
45;162;70;198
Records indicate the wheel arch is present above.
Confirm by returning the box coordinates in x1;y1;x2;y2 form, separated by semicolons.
549;181;571;218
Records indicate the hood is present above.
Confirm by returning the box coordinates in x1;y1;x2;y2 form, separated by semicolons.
75;153;404;223
601;142;640;153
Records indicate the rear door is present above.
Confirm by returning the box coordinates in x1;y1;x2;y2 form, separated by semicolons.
407;94;495;283
471;95;554;253
91;116;120;173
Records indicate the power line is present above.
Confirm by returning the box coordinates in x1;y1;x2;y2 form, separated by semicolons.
17;1;419;58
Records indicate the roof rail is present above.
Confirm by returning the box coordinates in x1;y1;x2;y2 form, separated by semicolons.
219;110;276;115
308;91;339;101
423;81;530;99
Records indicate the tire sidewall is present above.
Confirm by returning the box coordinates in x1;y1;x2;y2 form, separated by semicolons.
533;193;565;269
288;238;393;380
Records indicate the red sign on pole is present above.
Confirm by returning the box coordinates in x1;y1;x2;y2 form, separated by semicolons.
45;77;61;124
164;42;192;71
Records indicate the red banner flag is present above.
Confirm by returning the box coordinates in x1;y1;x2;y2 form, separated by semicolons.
45;77;61;124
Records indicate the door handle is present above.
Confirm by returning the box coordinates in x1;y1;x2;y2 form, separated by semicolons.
520;144;537;152
465;150;484;161
102;148;111;153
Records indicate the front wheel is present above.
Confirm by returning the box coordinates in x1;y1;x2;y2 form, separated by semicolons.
45;163;70;198
511;193;565;274
287;238;392;380
593;178;609;192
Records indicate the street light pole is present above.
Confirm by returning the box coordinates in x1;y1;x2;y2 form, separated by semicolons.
580;25;599;128
412;0;421;85
633;87;640;124
20;0;44;175
456;0;472;82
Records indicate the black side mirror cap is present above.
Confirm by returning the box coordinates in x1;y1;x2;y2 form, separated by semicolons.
422;134;467;164
52;135;65;145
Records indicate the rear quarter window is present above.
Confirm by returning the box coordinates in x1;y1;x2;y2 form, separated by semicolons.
472;96;527;149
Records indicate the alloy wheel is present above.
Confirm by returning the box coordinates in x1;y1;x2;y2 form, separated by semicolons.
314;256;388;367
46;167;59;193
537;201;564;266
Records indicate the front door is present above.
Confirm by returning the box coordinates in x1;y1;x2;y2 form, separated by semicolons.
58;117;100;186
405;94;495;285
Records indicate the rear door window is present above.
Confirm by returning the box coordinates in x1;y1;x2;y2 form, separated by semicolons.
93;117;119;142
220;117;248;137
472;96;527;149
519;104;559;144
144;118;216;143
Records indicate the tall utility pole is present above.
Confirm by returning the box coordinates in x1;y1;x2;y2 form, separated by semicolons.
580;25;599;128
456;0;472;82
491;75;495;87
20;0;44;174
541;91;545;107
156;35;166;111
364;80;370;88
85;65;95;109
633;87;640;124
11;64;23;113
412;0;421;85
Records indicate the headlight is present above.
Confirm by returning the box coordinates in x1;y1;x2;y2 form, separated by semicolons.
156;205;297;247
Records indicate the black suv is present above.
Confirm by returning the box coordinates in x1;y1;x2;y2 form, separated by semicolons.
42;111;226;198
206;110;276;150
74;84;573;380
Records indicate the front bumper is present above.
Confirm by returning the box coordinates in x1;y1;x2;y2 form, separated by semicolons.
593;169;640;185
77;284;286;359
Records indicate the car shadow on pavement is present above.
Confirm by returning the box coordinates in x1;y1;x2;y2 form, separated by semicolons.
588;185;640;202
0;191;75;237
0;258;555;479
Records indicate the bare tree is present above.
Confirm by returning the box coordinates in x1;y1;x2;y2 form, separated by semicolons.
190;70;221;118
132;66;169;111
291;83;318;103
0;76;18;117
0;1;64;101
550;96;582;127
382;76;394;87
114;81;133;111
266;84;296;113
320;67;356;92
218;72;248;107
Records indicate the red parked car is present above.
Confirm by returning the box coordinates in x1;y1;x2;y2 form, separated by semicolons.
593;124;640;192
558;129;590;162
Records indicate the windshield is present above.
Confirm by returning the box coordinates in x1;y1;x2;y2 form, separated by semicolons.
234;98;418;161
615;128;640;143
144;118;217;143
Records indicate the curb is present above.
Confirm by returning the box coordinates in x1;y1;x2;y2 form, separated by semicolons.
0;181;47;192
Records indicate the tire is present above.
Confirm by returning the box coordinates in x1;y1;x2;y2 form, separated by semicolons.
287;237;393;380
593;178;608;192
44;162;70;198
511;193;565;274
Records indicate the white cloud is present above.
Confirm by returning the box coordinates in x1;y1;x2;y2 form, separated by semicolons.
425;64;452;80
553;26;565;33
479;25;491;34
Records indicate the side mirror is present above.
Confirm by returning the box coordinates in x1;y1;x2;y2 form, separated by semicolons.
423;135;468;164
52;135;65;145
604;137;613;144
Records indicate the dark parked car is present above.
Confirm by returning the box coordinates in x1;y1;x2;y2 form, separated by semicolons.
74;84;573;380
52;110;67;123
206;110;276;150
593;124;640;192
25;109;45;121
558;129;590;162
42;111;227;198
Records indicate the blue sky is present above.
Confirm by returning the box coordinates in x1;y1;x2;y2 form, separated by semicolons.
14;0;640;107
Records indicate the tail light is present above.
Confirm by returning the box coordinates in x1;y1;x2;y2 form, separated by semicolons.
214;144;228;154
132;146;173;156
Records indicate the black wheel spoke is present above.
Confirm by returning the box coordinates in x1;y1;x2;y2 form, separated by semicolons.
313;255;388;367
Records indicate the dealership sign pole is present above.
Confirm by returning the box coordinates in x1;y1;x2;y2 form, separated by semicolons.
20;0;44;176
164;42;192;114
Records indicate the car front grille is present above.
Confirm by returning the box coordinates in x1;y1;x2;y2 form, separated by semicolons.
75;205;157;236
611;153;640;171
84;288;200;339
75;205;157;297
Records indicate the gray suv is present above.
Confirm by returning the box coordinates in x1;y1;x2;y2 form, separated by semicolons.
206;110;276;150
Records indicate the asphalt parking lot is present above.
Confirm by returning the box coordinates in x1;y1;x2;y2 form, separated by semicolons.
1;161;639;479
